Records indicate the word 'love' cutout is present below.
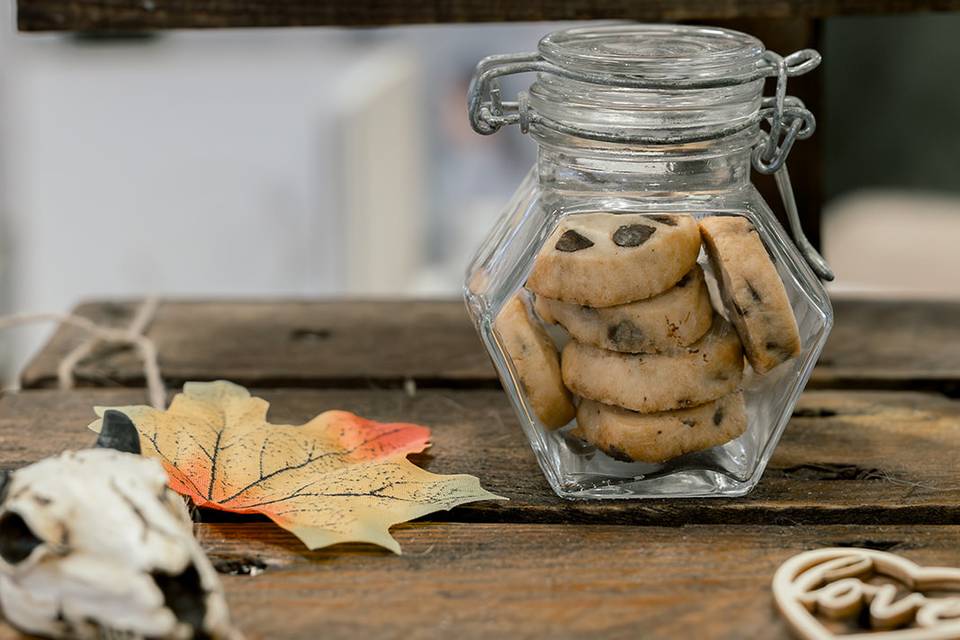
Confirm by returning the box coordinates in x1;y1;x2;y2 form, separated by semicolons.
773;548;960;640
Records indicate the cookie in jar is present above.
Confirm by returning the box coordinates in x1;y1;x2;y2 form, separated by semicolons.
465;24;833;499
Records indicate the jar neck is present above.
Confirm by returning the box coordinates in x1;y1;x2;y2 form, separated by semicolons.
535;127;758;197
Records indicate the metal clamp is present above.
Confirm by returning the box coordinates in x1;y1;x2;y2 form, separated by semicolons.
467;47;834;281
753;50;833;281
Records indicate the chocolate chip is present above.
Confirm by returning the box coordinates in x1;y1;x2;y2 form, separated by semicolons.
555;230;594;252
682;419;697;428
766;340;796;359
607;321;645;349
612;224;656;247
713;407;725;426
646;215;678;227
602;444;634;463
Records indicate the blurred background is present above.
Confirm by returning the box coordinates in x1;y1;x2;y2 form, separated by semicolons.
1;8;959;380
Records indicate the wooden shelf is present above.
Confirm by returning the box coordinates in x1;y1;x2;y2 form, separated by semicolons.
17;0;960;32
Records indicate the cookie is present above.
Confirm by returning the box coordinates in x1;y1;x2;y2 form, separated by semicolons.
533;264;713;353
699;216;801;374
526;213;702;307
573;392;747;463
494;293;575;429
561;318;744;413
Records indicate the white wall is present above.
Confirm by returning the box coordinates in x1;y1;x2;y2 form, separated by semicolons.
0;28;429;374
0;17;563;378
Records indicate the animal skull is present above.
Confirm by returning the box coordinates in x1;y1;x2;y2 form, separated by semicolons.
0;411;238;639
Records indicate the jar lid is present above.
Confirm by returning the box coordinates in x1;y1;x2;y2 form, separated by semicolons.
467;23;832;280
524;25;769;147
538;24;765;87
468;23;819;145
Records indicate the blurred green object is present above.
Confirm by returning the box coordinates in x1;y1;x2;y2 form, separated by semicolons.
824;13;960;198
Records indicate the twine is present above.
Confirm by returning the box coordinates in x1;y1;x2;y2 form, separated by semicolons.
0;297;166;409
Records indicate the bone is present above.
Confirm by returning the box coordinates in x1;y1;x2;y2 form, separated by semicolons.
0;448;240;639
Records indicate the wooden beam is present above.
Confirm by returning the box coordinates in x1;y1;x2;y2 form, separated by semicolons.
2;388;959;526
17;0;960;32
20;299;960;394
198;522;960;639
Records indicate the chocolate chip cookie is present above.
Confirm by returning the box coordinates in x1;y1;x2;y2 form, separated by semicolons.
495;293;576;429
561;318;744;413
533;264;713;353
526;213;702;307
699;216;800;374
573;392;747;463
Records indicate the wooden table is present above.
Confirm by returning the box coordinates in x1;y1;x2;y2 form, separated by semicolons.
2;298;959;638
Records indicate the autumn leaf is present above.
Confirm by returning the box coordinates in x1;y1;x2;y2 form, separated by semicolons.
88;381;503;553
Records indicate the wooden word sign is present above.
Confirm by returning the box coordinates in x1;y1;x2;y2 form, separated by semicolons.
774;547;960;639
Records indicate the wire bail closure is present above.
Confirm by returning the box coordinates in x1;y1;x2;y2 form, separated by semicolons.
467;46;834;281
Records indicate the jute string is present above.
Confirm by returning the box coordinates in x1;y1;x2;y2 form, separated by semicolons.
0;297;166;409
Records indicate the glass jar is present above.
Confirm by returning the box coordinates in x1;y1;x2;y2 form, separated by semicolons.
464;24;834;499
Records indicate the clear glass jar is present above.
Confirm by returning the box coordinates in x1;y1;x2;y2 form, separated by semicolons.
464;24;834;499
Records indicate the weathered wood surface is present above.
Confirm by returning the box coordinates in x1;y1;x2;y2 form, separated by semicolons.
21;299;960;394
18;0;960;31
7;298;960;638
20;300;495;390
814;299;960;394
0;522;955;639
200;523;960;640
2;387;958;525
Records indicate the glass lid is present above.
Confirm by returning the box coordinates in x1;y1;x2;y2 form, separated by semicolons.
538;24;765;84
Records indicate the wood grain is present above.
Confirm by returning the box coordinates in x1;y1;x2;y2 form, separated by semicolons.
3;522;957;639
2;387;958;525
18;0;960;31
20;300;495;390
203;523;960;639
20;299;960;394
7;298;960;638
813;298;960;395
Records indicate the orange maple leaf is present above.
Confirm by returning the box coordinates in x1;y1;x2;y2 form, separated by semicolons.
89;381;502;553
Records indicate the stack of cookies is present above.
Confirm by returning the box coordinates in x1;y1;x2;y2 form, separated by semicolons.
494;212;800;464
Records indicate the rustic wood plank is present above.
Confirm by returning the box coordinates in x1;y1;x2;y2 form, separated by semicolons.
18;0;960;31
195;522;960;639
2;387;958;525
813;298;960;395
2;521;957;638
20;299;960;393
20;300;495;390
